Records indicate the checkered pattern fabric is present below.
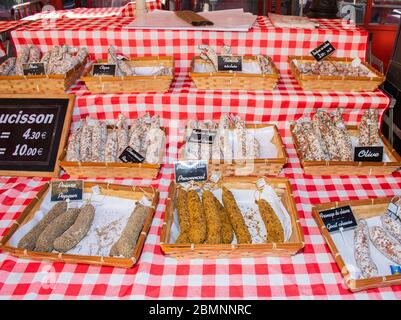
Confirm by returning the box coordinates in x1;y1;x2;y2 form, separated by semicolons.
11;17;368;72
1;126;401;299
1;15;400;299
21;1;162;20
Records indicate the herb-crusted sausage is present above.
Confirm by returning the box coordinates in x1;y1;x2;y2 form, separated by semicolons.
187;189;206;244
222;186;251;244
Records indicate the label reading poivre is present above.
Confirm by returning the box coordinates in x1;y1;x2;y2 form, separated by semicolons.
51;180;83;202
318;205;357;233
174;160;208;184
353;146;384;162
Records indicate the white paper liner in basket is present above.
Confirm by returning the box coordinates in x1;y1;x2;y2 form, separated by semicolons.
331;214;401;280
169;184;292;244
9;191;138;257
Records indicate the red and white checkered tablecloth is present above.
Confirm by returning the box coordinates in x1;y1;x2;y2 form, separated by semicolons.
70;73;390;129
22;1;162;21
2;13;400;299
11;17;368;72
1;124;401;299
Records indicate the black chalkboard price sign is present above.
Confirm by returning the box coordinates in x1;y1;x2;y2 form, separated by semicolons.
0;94;74;177
174;160;208;184
92;64;117;76
217;55;243;72
318;205;357;233
353;146;384;162
23;63;46;76
311;41;336;62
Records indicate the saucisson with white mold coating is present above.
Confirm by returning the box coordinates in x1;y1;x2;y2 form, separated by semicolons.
28;44;41;63
79;118;92;162
15;45;30;75
354;219;378;278
381;214;401;244
369;226;401;265
91;120;107;162
116;114;129;160
66;126;82;162
144;118;165;164
105;129;118;163
0;57;16;76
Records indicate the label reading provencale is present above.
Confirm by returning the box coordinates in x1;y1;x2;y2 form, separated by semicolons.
23;63;45;76
118;146;145;163
353;146;384;162
92;64;117;76
217;55;243;72
310;41;336;62
319;205;357;233
51;180;83;202
188;129;217;145
174;160;208;184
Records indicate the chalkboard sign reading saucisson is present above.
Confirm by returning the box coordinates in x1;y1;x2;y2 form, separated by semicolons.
0;95;74;177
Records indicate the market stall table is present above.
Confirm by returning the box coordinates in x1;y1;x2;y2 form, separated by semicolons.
11;17;368;72
21;1;162;20
1;127;401;299
0;20;32;58
1;13;400;299
70;74;390;126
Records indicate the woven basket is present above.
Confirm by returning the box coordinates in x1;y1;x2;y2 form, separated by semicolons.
81;56;174;93
190;55;280;90
179;124;287;176
160;176;304;259
0;181;159;268
0;57;87;94
60;126;165;179
289;56;385;91
291;124;401;175
313;197;401;292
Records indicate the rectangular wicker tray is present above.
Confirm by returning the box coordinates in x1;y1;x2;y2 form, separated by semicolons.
60;125;165;179
291;124;401;175
81;56;174;93
0;181;159;268
0;56;87;94
190;55;280;90
160;176;304;259
288;56;385;92
312;197;401;292
179;124;287;176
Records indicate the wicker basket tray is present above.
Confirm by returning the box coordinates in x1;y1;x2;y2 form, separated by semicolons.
0;57;87;94
0;181;159;268
160;176;304;259
312;197;401;292
81;56;174;93
60;126;165;179
288;56;385;92
190;55;280;90
179;124;287;176
291;124;401;175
